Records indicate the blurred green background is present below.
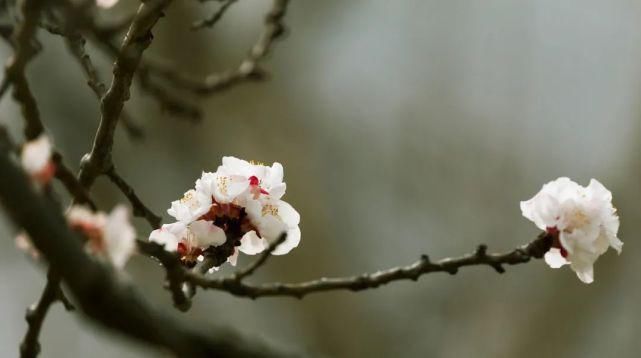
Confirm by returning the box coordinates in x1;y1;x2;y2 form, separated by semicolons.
1;0;640;357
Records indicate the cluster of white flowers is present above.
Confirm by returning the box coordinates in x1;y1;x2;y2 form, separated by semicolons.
21;135;55;185
521;177;622;283
149;157;300;268
17;205;136;269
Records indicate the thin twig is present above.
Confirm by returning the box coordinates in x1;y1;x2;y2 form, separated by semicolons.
78;0;173;188
5;0;45;140
51;152;96;209
184;233;553;299
147;0;289;95
192;0;237;30
19;269;73;358
105;166;162;229
63;32;144;140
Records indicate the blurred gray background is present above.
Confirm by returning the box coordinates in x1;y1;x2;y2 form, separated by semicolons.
1;0;640;357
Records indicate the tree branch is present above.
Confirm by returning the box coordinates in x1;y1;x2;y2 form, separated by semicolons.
184;234;553;299
63;32;144;140
19;269;73;358
192;0;237;30
105;166;162;229
148;0;289;95
78;0;173;187
5;0;45;140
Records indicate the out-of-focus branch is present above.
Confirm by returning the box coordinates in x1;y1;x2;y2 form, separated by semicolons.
78;0;173;188
105;166;162;229
137;66;202;121
192;0;237;30
148;0;289;95
0;142;288;358
19;269;74;358
63;32;144;140
184;234;553;299
5;0;45;140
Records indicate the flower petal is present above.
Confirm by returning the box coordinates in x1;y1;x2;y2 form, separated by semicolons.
544;248;568;269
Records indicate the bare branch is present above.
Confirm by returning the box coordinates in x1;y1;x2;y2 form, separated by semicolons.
19;270;71;358
192;0;237;30
5;0;45;140
184;233;553;299
137;66;202;122
78;0;173;187
51;152;96;209
63;32;144;140
105;166;162;229
148;0;289;95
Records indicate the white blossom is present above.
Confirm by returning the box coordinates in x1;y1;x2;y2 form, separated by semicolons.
242;197;301;255
520;177;622;283
167;189;212;223
21;135;55;185
205;156;286;204
96;0;118;8
151;156;300;267
149;220;226;264
68;205;136;269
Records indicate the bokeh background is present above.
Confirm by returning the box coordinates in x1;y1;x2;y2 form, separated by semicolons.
1;0;640;357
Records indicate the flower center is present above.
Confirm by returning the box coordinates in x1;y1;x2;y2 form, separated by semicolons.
217;176;229;195
262;204;279;217
565;209;589;232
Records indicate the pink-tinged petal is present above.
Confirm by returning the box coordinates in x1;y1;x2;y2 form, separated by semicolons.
104;205;136;268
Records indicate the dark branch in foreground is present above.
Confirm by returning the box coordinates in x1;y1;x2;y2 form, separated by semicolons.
182;234;553;299
0;141;288;358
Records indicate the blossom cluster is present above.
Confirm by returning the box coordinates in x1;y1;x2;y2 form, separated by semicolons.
521;177;622;283
149;157;300;268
